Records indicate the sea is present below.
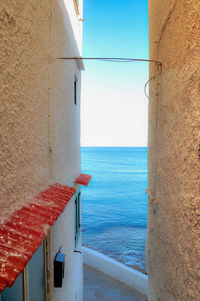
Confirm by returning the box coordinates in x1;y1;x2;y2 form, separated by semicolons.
81;147;148;271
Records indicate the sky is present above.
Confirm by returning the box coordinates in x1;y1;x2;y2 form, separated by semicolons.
81;0;149;147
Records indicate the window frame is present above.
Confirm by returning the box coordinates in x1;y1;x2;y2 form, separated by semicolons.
23;266;29;301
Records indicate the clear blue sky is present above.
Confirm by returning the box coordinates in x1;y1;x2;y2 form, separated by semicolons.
81;0;149;146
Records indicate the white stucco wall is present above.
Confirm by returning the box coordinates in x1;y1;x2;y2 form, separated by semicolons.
57;0;83;57
49;1;83;300
50;190;83;301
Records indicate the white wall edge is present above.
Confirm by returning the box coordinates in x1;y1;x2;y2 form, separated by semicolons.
57;0;85;71
82;246;148;296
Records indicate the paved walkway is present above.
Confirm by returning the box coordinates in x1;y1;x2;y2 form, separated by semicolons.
83;264;147;301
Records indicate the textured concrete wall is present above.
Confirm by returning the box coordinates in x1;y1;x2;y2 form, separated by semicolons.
0;0;51;223
147;0;200;300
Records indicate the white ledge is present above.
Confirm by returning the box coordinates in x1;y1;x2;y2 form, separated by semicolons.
82;246;148;296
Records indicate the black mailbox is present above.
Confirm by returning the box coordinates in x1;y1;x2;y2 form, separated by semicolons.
54;249;66;288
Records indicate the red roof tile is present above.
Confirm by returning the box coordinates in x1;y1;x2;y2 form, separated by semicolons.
0;183;76;292
75;174;92;186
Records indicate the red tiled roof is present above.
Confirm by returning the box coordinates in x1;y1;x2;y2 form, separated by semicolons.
75;174;92;186
0;183;76;292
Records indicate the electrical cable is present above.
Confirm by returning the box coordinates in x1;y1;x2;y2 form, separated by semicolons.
144;76;156;100
144;79;150;100
57;57;162;65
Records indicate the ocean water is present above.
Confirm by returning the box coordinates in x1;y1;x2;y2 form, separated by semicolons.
81;147;148;271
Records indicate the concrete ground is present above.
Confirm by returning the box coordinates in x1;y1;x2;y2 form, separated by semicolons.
83;264;147;301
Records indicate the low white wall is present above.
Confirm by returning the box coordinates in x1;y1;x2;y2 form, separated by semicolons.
82;246;148;297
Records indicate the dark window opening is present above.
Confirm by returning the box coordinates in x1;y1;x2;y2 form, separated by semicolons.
75;192;81;245
74;76;77;105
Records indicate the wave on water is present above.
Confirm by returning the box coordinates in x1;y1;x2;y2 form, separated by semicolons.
83;225;147;271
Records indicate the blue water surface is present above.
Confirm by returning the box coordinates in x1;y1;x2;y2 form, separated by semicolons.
81;147;148;270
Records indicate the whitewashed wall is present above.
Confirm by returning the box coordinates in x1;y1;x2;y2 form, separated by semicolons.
49;0;83;300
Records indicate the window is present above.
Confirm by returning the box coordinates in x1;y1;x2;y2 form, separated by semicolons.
1;241;47;301
1;272;24;301
75;192;81;246
74;76;77;105
29;243;46;301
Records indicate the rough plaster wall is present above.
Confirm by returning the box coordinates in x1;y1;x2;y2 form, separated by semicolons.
147;0;200;300
0;0;51;223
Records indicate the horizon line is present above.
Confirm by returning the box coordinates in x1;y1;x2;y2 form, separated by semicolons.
81;145;148;148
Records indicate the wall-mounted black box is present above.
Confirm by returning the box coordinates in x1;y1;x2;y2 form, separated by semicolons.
54;250;66;288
